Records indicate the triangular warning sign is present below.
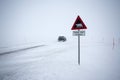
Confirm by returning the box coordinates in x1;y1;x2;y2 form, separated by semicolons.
71;15;87;30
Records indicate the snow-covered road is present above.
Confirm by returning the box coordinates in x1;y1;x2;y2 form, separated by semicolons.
0;41;120;80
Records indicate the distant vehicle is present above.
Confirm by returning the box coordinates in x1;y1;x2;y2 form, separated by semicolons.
58;36;67;42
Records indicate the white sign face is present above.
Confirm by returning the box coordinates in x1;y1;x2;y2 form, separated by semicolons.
76;23;83;28
73;31;85;36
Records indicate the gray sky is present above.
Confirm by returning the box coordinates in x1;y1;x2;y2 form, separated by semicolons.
0;0;120;46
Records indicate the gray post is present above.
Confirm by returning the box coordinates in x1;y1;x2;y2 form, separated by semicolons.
78;30;80;65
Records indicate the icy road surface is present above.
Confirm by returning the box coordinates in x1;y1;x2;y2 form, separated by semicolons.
0;41;120;80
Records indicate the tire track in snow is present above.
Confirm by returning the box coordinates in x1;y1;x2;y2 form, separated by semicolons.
0;45;45;56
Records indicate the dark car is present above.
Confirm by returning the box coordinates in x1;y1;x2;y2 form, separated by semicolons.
58;36;67;42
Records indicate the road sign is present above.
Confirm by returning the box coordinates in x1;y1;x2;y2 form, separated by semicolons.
73;31;85;36
71;16;87;30
71;15;87;65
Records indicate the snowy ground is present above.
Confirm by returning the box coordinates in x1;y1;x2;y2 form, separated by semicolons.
0;40;120;80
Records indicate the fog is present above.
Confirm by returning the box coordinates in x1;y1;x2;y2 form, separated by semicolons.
0;0;120;46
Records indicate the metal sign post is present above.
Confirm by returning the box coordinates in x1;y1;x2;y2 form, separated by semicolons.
78;30;80;65
73;30;85;65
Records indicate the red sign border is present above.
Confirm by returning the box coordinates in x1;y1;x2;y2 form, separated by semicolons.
71;15;87;30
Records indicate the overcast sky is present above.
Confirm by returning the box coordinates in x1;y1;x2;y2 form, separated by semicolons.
0;0;120;46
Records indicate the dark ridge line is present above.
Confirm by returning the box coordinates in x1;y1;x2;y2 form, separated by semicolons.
0;45;45;56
